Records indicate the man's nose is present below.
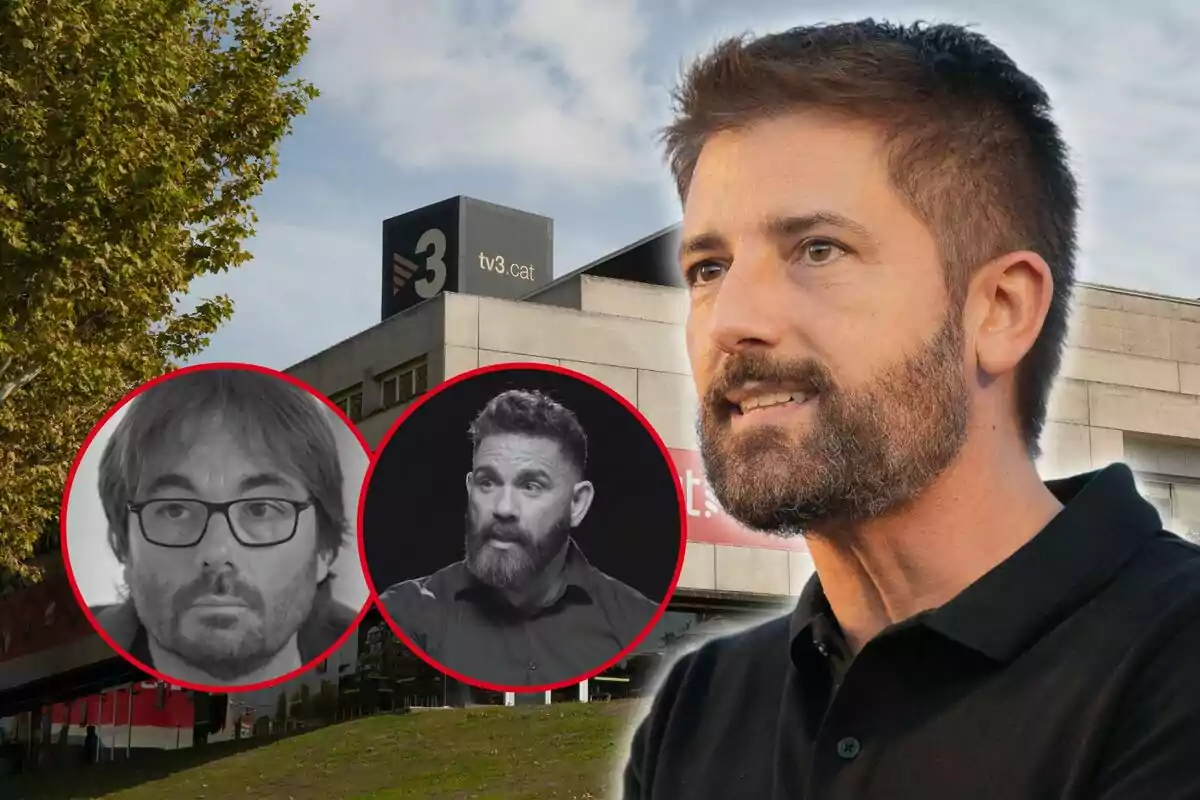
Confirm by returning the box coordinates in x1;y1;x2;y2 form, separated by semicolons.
195;508;238;567
708;251;791;355
492;486;519;519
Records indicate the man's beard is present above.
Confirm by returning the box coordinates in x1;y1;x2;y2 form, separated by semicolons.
698;309;971;537
128;559;317;683
464;511;572;591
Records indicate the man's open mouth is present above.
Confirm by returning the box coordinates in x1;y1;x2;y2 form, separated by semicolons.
723;383;817;417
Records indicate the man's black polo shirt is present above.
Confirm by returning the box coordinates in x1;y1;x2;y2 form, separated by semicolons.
623;464;1200;799
379;539;658;687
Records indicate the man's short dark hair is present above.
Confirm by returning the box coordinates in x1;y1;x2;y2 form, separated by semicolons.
97;368;348;563
661;19;1079;454
469;389;589;476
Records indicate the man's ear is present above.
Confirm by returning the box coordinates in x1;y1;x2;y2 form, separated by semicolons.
965;249;1054;381
316;547;335;584
569;481;595;527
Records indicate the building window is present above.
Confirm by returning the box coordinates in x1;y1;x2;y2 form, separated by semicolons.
414;361;428;395
378;356;430;410
330;386;364;423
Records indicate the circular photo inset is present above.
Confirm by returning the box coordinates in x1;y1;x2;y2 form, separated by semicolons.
360;362;686;692
62;362;372;692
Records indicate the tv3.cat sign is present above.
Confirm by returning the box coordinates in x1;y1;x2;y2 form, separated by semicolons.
478;252;538;282
669;448;809;551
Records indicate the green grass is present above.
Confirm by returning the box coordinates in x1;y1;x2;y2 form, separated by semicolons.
9;701;638;799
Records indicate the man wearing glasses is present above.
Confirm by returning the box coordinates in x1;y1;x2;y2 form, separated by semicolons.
88;367;359;687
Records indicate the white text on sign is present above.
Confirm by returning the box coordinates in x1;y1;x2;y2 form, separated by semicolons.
479;253;537;281
679;469;723;519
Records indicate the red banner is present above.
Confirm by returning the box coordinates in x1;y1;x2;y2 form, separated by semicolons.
46;683;194;729
668;448;808;552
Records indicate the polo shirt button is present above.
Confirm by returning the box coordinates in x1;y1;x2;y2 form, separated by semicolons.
529;662;537;671
836;737;861;760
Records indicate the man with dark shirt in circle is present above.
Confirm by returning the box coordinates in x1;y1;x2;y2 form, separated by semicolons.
622;18;1200;800
379;389;657;688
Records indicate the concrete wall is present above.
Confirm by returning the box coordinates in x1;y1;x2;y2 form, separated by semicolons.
288;277;1200;597
1041;284;1200;479
287;295;450;413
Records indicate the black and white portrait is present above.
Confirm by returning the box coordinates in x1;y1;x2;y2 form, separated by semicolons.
63;364;370;690
361;364;684;690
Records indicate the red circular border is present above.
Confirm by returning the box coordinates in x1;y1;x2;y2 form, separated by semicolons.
59;361;375;694
358;361;689;695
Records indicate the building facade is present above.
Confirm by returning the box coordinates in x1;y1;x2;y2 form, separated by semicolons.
290;250;1200;594
3;197;1199;759
286;209;1200;703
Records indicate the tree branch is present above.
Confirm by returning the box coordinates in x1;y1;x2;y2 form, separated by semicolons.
0;365;44;405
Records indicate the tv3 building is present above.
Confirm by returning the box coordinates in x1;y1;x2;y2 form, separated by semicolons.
290;195;1200;677
4;195;1200;723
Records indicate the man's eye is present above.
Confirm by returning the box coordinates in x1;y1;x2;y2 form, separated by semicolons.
157;503;191;519
686;261;726;286
798;239;847;266
243;501;286;519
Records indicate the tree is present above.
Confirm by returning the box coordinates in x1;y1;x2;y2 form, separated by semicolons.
0;0;319;578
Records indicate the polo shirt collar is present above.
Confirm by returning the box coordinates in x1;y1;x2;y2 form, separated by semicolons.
924;463;1160;661
790;464;1162;663
790;571;831;645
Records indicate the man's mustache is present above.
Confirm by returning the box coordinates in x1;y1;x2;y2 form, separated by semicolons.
172;571;264;614
472;520;533;542
704;352;835;409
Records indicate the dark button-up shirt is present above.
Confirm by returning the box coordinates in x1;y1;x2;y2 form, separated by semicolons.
623;464;1200;799
379;539;658;687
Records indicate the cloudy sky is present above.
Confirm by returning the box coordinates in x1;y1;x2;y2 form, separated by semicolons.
186;0;1200;369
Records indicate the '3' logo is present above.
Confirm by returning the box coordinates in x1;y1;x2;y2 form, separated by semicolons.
413;228;447;299
391;227;448;299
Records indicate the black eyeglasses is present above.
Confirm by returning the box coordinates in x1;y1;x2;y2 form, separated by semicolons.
127;498;314;549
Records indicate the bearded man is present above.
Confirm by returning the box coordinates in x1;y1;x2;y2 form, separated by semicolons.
622;18;1200;800
378;389;657;688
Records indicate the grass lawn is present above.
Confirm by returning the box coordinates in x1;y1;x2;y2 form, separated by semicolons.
8;700;640;799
